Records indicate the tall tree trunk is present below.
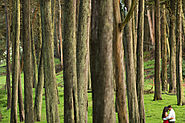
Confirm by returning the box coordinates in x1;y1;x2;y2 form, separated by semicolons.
90;0;100;122
169;0;177;93
23;0;34;122
176;0;185;106
31;26;38;88
125;0;140;122
63;0;78;122
76;0;91;122
34;37;44;121
136;0;145;122
10;0;20;122
40;0;60;122
4;0;11;110
18;57;25;122
154;0;162;100
93;0;115;122
113;0;128;123
161;4;168;92
58;0;63;67
147;10;155;46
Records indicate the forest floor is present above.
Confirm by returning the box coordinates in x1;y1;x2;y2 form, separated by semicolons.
0;52;185;123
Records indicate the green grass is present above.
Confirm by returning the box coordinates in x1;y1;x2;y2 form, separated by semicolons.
0;57;185;123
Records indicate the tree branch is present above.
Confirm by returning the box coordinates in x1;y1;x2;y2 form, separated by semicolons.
119;0;137;31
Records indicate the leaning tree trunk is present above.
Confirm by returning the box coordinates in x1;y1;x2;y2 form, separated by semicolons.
113;0;128;123
169;0;176;93
176;0;185;106
124;0;140;122
63;0;78;122
76;0;91;122
4;0;11;110
40;0;60;122
136;0;145;122
154;0;162;100
10;0;20;122
23;0;34;122
161;4;168;92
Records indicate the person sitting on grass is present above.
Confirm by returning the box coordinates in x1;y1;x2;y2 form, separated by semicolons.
166;105;176;123
162;106;169;123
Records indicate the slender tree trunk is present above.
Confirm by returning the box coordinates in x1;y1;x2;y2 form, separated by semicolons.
76;0;91;122
40;0;60;122
58;0;63;67
113;0;128;123
154;0;162;100
161;4;168;92
23;0;34;122
176;0;185;106
4;0;11;110
136;0;145;122
18;58;25;122
34;26;44;121
63;0;78;122
90;0;100;122
125;0;140;122
147;10;155;46
10;0;20;122
31;26;38;88
169;0;176;93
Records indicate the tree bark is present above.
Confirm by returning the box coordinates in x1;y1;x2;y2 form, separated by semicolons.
113;0;128;123
147;10;155;46
136;0;145;122
58;0;63;67
161;4;168;92
18;57;25;122
124;0;140;122
34;41;44;121
31;26;38;88
4;0;11;110
169;0;176;93
23;0;34;122
63;0;78;122
176;0;185;106
76;0;91;122
154;0;162;100
10;0;20;122
40;0;60;122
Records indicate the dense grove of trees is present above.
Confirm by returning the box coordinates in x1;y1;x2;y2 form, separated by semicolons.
0;0;184;122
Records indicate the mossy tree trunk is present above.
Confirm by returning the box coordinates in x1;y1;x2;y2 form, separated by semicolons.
23;0;34;122
124;0;140;122
169;0;176;93
136;0;145;122
63;0;78;122
40;0;60;122
113;0;128;122
154;0;162;101
10;0;20;122
76;0;91;122
176;0;185;106
161;4;168;92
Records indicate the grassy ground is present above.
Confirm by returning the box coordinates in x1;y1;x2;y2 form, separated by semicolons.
0;57;185;123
